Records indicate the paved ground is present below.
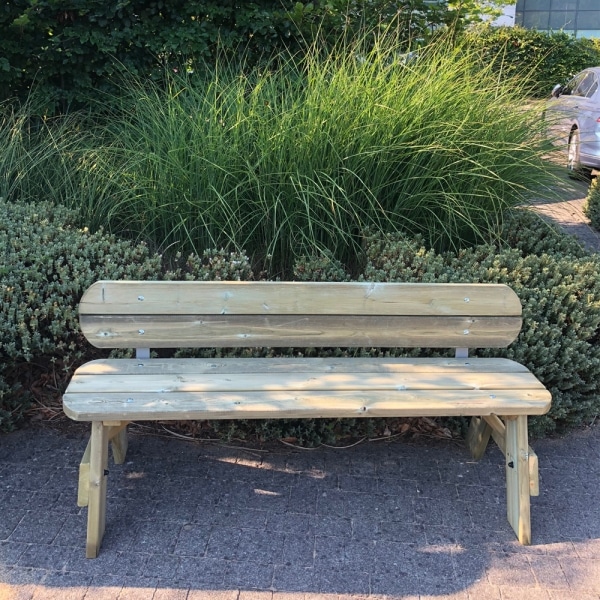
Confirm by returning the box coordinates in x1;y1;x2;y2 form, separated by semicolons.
530;174;600;253
1;421;599;600
1;173;599;600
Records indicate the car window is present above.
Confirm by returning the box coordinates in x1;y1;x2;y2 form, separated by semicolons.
573;72;597;98
561;73;585;95
585;75;599;98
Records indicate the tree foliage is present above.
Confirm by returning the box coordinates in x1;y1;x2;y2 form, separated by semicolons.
3;0;514;112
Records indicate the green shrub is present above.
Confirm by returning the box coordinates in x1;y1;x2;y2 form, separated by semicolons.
0;199;254;431
361;209;600;436
0;0;492;112
293;253;351;282
584;177;600;232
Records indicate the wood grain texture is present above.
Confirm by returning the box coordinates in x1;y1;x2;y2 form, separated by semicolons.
67;371;548;394
63;388;551;421
80;314;523;349
72;357;534;376
79;281;522;317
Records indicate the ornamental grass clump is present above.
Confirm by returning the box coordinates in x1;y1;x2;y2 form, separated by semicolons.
34;32;557;275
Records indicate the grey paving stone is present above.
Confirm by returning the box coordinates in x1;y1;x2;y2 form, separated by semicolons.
153;587;190;600
16;544;72;571
205;529;240;561
370;571;421;596
528;555;570;589
186;590;238;600
175;556;227;586
1;423;599;599
173;523;211;557
0;510;25;541
267;512;311;535
272;565;315;592
315;489;348;517
224;559;274;588
0;541;29;566
499;586;551;600
485;552;538;587
208;507;269;530
132;521;183;554
286;481;320;514
235;529;285;564
559;556;600;591
39;571;93;599
8;511;66;545
238;591;273;600
414;496;473;529
548;592;600;600
141;553;181;579
281;533;315;568
313;564;370;595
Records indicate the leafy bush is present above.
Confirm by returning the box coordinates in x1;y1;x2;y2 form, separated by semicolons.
584;177;600;232
361;209;600;436
2;0;503;112
466;26;600;98
293;253;351;282
0;199;254;431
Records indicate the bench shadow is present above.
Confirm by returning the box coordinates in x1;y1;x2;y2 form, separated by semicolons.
1;425;599;597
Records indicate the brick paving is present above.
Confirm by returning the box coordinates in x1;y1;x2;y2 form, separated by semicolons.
1;422;599;600
530;175;600;253
1;174;600;599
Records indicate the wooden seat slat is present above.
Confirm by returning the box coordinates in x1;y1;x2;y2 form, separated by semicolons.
65;370;548;395
72;357;534;376
63;388;551;422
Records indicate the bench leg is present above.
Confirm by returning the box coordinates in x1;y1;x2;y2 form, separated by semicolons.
77;439;92;507
78;423;129;508
466;416;492;460
505;415;531;545
110;424;129;465
86;421;109;558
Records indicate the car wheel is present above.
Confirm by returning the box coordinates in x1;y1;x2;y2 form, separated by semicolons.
567;128;591;180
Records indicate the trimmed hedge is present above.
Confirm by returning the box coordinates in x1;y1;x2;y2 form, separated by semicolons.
1;0;453;112
584;178;600;232
2;201;599;439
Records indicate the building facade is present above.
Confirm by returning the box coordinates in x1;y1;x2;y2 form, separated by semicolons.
514;0;600;38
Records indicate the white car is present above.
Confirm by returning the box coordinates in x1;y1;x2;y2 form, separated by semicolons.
545;67;600;177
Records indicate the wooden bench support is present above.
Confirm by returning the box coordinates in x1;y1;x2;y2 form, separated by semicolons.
467;413;537;544
78;422;129;509
86;421;109;558
505;415;531;545
466;416;493;461
466;415;540;497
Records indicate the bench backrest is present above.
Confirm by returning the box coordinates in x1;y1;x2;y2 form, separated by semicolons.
79;281;522;354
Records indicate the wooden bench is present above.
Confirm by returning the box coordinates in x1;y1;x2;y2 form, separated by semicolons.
63;280;551;558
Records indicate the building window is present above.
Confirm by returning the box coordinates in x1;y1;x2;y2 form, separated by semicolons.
515;0;600;38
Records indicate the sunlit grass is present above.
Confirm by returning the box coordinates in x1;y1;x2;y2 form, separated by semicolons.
1;33;561;275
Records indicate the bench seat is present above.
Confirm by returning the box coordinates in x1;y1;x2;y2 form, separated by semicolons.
64;357;550;421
